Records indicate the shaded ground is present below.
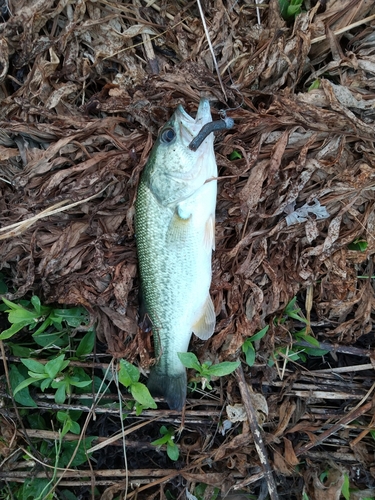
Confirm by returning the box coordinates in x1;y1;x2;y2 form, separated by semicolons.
1;0;375;498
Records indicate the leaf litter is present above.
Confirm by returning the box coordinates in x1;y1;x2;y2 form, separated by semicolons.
0;0;375;498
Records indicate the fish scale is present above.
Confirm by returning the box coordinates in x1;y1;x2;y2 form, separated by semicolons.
135;98;218;410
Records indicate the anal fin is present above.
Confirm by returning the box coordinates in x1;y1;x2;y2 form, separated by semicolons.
192;295;216;340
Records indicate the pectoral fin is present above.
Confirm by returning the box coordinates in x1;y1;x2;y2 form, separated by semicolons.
204;214;215;252
192;295;216;340
167;205;192;243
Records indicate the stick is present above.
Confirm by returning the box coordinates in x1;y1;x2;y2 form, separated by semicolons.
235;365;279;500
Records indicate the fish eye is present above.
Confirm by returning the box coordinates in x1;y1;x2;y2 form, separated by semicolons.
160;127;176;144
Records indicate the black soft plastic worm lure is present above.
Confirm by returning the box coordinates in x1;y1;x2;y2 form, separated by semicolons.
188;116;234;151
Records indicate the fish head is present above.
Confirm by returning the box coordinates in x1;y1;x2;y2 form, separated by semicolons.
143;98;217;207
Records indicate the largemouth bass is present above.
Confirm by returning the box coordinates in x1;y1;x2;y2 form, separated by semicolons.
135;98;218;410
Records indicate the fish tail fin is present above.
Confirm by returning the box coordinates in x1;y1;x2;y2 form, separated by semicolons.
147;368;187;411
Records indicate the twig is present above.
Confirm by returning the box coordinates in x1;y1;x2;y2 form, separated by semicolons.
295;399;374;457
235;364;279;500
0;183;113;240
311;14;375;44
196;0;227;100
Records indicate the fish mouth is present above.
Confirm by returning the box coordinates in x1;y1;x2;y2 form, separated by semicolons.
175;98;213;146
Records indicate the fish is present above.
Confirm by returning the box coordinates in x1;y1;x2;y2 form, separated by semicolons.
135;98;218;410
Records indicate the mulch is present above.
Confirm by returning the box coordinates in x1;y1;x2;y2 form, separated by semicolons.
1;0;375;498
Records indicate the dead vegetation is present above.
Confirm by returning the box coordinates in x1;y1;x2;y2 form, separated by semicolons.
1;0;375;498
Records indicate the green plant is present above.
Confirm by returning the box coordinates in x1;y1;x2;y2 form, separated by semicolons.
57;410;82;436
279;0;303;20
348;238;368;251
269;297;330;370
0;295;93;345
341;473;350;500
191;483;220;500
242;326;269;366
308;79;320;91
13;354;91;404
178;352;240;390
118;359;157;414
151;425;179;461
283;296;308;323
228;149;242;160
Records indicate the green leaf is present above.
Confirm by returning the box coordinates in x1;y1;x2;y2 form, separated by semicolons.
130;382;157;408
348;238;368;251
32;330;68;348
7;342;32;357
44;354;67;378
1;297;24;311
55;383;67;404
206;361;240;377
177;352;201;370
308;79;320;91
28;371;48;380
76;329;95;357
228;150;242;160
303;347;330;356
69;379;91;388
167;441;179;461
288;311;308;323
8;307;38;324
9;365;37;407
13;377;38;396
118;359;140;387
57;411;69;423
32;317;52;336
59;437;95;467
341;473;350;500
70;421;80;434
31;296;42;315
250;325;269;342
17;478;51;500
27;413;46;429
135;402;144;416
51;307;89;328
21;358;46;374
242;341;255;366
151;435;170;446
0;321;31;340
294;333;320;347
0;276;7;294
40;378;52;391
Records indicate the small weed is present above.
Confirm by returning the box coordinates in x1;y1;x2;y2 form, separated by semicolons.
348;238;368;251
151;425;179;461
308;79;320;91
242;325;269;367
269;297;330;373
118;359;157;414
178;352;240;390
13;354;91;404
228;149;242;160
0;296;92;342
279;0;303;20
191;483;220;500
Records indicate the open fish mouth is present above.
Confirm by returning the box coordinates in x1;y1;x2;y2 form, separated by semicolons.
175;98;213;146
174;99;234;151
